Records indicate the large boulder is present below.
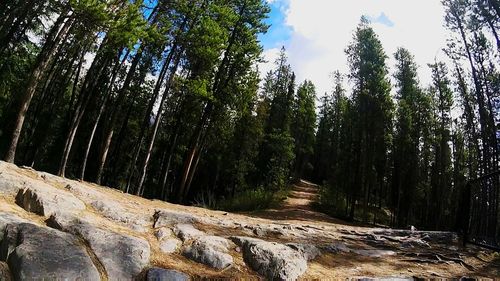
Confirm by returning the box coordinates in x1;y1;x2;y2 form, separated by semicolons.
184;236;233;269
49;213;150;280
15;185;85;217
231;236;307;281
1;223;100;280
0;214;29;261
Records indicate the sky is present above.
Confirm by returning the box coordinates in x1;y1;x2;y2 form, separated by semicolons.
258;0;450;97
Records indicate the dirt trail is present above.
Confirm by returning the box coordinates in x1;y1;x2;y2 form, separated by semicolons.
249;180;352;225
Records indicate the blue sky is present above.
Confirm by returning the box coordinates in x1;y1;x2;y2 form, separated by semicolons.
258;0;449;96
258;0;292;50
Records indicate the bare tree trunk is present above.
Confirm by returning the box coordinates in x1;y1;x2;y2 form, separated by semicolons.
176;103;212;202
95;46;143;183
4;13;72;163
58;43;113;177
136;51;182;196
124;51;172;193
80;51;128;180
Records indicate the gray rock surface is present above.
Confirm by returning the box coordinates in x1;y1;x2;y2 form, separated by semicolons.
155;227;174;241
231;236;307;280
15;185;85;217
286;243;321;261
147;268;189;281
184;236;233;269
154;210;199;228
49;213;150;280
0;171;26;196
0;214;27;242
90;199;150;232
160;239;181;254
2;223;100;280
173;224;205;241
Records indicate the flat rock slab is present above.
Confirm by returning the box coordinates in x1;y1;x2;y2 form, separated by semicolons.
231;236;307;281
184;236;233;269
91;199;151;232
154;210;199;228
147;268;190;281
15;185;85;217
2;223;100;280
326;241;395;258
49;213;150;280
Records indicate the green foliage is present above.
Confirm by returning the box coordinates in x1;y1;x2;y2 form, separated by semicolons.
217;187;287;212
0;0;498;229
291;80;316;178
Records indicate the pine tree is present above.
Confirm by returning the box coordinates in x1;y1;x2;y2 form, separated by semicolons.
345;17;393;222
291;80;316;179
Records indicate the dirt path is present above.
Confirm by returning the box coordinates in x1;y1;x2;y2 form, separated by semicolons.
248;180;351;225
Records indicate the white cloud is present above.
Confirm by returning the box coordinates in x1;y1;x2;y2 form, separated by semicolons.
261;0;449;96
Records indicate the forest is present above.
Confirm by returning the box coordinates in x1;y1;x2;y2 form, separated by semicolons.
0;0;498;232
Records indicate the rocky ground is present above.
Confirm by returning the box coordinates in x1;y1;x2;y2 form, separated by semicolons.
0;161;499;280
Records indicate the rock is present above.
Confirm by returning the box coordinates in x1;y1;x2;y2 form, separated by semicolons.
0;171;26;196
154;210;199;228
90;199;150;232
231;236;307;280
325;241;350;253
15;185;85;217
160;239;181;254
2;223;100;280
173;224;204;241
324;241;395;258
0;213;27;241
351;249;396;258
0;214;29;261
286;243;321;261
155;227;173;241
147;268;189;281
49;213;150;279
63;181;110;204
0;225;18;262
184;236;233;269
0;261;12;281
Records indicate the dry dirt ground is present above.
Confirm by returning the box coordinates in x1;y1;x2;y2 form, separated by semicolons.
1;162;499;280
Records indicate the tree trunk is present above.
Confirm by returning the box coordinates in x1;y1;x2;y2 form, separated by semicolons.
58;44;114;177
95;46;144;182
80;50;129;180
136;51;182;196
4;13;72;163
124;48;174;193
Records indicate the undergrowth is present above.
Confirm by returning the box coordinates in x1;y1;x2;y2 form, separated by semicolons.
193;187;289;212
217;188;288;212
313;184;392;226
